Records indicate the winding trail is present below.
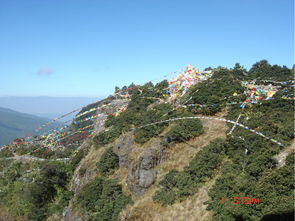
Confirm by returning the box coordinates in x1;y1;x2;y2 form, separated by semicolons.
1;155;69;162
136;116;285;147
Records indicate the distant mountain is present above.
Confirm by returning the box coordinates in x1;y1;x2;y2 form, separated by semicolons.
0;96;102;115
0;107;63;146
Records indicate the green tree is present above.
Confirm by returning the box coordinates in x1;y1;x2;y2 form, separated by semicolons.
96;147;119;176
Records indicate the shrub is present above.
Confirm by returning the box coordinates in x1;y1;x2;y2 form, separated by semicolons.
181;69;244;115
79;167;87;176
164;118;203;143
25;162;70;221
0;148;14;158
133;103;176;143
76;177;132;221
93;127;122;148
96;147;119;176
153;139;224;205
153;189;176;205
247;60;292;81
71;149;87;171
206;153;295;220
102;89;175;145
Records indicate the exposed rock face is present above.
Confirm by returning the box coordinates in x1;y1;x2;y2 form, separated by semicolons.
62;207;84;221
113;132;134;168
62;165;91;221
138;169;157;188
62;99;130;221
127;145;166;196
71;168;92;194
273;139;295;168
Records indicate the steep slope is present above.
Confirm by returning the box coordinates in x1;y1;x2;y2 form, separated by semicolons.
62;62;293;221
117;114;228;221
1;61;293;221
60;110;228;221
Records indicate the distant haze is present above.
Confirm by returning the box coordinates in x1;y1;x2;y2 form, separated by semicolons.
0;96;102;121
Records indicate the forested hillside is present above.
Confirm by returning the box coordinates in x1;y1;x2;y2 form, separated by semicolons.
0;60;294;221
0;107;63;146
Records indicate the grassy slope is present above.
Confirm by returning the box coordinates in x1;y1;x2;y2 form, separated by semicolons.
62;110;228;221
118;111;228;221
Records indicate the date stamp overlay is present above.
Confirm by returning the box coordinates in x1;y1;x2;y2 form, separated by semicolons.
221;197;260;205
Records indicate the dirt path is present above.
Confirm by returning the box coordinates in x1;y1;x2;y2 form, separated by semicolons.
2;155;69;162
273;139;295;168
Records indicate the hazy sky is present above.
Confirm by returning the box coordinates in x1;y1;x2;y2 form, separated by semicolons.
0;96;101;115
0;0;293;97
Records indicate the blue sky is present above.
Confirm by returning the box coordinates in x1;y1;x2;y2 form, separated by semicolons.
0;0;293;97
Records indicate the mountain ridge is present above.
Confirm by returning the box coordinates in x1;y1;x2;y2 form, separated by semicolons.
0;106;63;146
0;60;294;221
